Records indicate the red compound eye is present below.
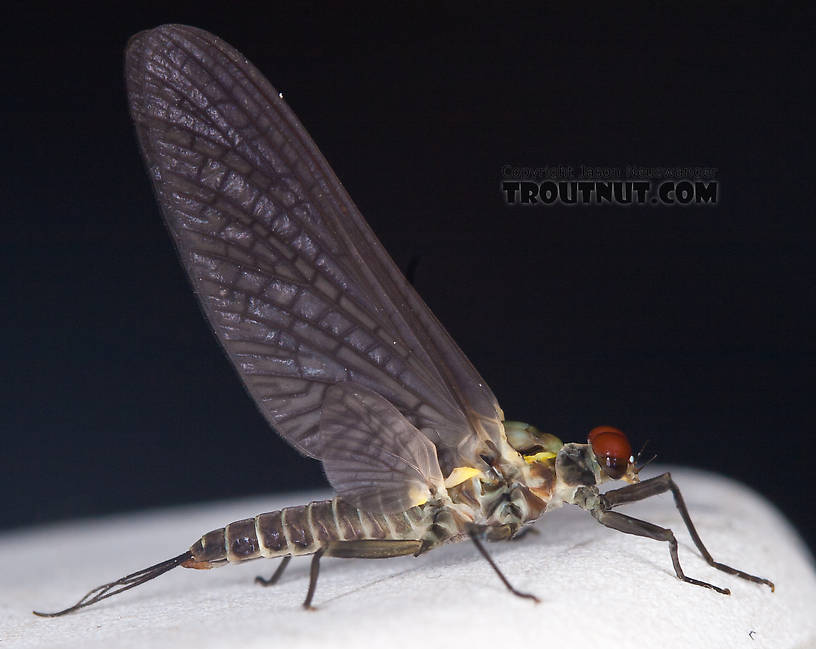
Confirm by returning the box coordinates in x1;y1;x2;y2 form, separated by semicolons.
588;426;632;480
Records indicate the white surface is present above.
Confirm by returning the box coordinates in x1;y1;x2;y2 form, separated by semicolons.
1;467;813;649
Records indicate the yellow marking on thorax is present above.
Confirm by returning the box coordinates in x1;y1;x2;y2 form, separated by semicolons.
444;466;483;488
408;486;430;507
523;451;557;464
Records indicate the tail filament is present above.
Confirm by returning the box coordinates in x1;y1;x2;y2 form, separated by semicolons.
33;551;192;617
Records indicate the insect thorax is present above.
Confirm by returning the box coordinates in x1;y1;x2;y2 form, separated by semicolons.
440;423;616;539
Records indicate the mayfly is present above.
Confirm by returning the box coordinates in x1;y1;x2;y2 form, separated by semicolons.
35;24;774;617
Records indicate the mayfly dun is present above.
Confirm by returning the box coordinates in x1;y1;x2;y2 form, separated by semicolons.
34;24;774;617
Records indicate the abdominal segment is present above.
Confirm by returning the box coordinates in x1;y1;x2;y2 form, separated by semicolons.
185;498;430;567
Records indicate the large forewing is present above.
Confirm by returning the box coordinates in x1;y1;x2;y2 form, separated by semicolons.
125;25;504;466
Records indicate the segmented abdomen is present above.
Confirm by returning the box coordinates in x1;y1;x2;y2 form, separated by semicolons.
188;498;428;565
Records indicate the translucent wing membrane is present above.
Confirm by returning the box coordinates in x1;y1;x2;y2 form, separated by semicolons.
319;383;445;512
124;25;504;485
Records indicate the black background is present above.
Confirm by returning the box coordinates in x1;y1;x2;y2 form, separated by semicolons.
3;4;813;554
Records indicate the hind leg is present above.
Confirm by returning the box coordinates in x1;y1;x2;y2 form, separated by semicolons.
299;539;424;610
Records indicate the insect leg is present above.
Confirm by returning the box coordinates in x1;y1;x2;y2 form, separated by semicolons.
467;529;540;603
255;555;292;587
299;540;422;610
591;508;732;593
594;472;774;591
324;539;423;559
510;527;540;542
302;548;325;610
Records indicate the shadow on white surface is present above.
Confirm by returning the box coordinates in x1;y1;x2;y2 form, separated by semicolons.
1;467;813;649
